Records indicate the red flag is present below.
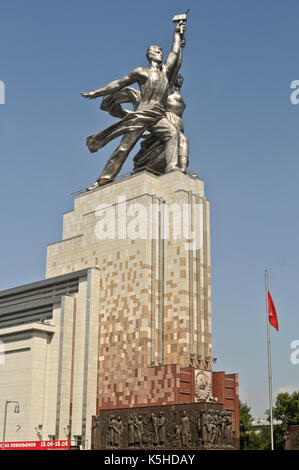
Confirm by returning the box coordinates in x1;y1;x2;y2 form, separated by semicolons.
268;291;279;331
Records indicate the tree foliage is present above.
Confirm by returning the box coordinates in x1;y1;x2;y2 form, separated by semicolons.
239;400;254;449
271;391;299;426
239;392;299;450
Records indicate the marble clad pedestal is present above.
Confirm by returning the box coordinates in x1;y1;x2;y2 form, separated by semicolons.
0;170;240;450
46;170;212;410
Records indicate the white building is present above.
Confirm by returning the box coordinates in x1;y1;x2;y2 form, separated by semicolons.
0;268;100;448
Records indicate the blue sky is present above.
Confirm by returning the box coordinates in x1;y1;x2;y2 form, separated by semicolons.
1;0;298;418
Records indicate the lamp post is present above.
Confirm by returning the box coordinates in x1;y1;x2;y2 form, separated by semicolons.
2;401;20;450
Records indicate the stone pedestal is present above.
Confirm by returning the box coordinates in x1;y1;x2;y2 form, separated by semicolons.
46;170;212;410
0;170;240;450
284;426;299;450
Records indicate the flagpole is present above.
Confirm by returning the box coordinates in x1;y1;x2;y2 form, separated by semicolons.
265;269;274;450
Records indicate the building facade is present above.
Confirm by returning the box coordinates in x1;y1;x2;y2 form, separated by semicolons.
0;171;239;449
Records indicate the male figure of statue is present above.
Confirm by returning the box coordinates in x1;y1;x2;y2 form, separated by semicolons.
133;72;188;174
81;20;186;190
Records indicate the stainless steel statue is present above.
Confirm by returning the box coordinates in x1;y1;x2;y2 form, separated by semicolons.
132;73;188;175
81;13;189;190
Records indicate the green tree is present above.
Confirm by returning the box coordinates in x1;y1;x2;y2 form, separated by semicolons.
239;400;254;449
242;430;262;450
239;399;286;450
272;391;299;426
264;391;299;450
254;424;285;450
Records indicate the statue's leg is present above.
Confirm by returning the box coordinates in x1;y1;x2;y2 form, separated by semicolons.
151;118;180;172
178;132;189;173
93;129;144;186
132;135;166;174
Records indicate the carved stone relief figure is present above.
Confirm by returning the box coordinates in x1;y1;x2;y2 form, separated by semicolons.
198;411;209;446
150;413;159;447
225;415;233;446
107;415;118;448
128;414;135;448
172;424;182;447
158;412;166;447
134;415;144;447
181;411;191;447
115;416;123;448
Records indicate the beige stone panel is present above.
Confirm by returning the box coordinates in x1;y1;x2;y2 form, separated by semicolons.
46;235;83;278
84;268;100;448
57;295;75;439
28;332;50;440
0;340;32;442
42;304;61;438
62;210;82;240
71;276;87;438
0;323;56;442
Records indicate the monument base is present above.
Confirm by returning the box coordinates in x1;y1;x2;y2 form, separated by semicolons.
91;402;238;450
284;426;299;450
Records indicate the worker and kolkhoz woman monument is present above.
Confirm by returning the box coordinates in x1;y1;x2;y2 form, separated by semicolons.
81;11;190;190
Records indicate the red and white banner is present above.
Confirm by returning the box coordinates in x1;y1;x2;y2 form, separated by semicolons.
0;440;69;450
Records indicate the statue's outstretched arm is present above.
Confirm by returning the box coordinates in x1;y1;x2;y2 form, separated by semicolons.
81;68;143;99
164;23;186;81
168;46;183;88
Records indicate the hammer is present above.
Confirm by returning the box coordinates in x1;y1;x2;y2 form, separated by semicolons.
172;9;190;40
